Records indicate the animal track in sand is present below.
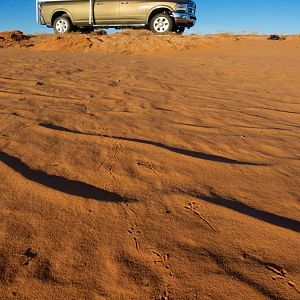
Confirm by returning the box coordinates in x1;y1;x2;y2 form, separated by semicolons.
155;286;173;300
99;141;125;183
152;251;173;277
120;203;137;218
127;225;141;251
196;247;284;299
152;251;170;264
137;160;160;176
184;202;217;232
243;252;300;295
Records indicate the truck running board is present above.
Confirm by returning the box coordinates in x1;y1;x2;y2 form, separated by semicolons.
91;24;146;28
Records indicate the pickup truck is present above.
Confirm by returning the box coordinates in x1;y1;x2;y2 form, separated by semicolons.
36;0;197;35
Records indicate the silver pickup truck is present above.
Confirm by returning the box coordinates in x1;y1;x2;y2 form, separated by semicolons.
36;0;197;34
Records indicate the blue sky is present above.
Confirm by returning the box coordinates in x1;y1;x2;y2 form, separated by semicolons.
0;1;299;34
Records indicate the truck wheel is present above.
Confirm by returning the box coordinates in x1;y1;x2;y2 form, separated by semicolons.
54;16;73;34
150;13;174;35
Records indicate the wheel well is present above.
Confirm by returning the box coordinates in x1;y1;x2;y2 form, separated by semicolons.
148;8;172;24
51;11;72;26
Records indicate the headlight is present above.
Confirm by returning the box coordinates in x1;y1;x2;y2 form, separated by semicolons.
176;3;188;11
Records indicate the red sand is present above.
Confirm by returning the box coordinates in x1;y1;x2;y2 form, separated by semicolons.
0;31;299;299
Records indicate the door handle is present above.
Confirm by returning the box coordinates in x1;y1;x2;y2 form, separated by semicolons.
121;1;128;4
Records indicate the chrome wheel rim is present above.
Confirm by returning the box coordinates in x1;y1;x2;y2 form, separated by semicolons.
153;17;169;33
56;19;68;33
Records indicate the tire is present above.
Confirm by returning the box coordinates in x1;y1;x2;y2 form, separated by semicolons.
53;16;73;34
174;26;185;35
150;13;174;35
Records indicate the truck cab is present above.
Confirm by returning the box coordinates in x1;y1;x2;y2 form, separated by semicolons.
36;0;197;35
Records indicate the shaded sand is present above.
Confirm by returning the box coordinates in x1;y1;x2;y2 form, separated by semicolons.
0;32;300;299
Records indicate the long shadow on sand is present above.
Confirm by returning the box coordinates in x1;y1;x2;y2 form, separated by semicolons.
0;151;128;202
39;123;266;166
188;190;300;233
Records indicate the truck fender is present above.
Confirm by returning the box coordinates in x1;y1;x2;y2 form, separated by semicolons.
147;5;174;23
51;9;74;25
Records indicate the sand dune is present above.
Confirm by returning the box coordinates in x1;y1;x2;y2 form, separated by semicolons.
0;30;207;54
0;31;299;299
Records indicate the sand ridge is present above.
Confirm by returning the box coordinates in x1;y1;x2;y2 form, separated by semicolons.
0;32;299;299
1;30;299;55
0;30;206;54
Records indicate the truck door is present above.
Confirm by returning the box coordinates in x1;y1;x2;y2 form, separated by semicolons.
94;0;120;24
119;0;149;24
